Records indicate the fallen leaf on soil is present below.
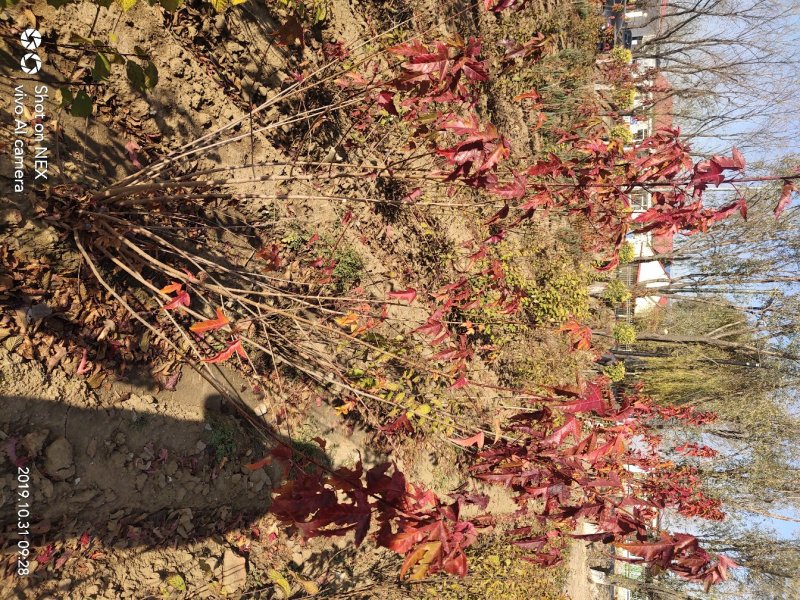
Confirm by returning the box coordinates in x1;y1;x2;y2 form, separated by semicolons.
124;140;143;170
76;349;90;376
47;345;67;373
166;574;186;592
451;431;485;449
163;369;182;391
335;313;359;328
268;569;292;596
245;456;272;471
450;375;469;389
291;572;320;596
388;287;417;304
271;15;303;47
4;438;29;468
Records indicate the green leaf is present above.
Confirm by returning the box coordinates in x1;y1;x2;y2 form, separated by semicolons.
126;60;146;92
314;1;327;23
267;569;291;596
117;0;137;11
160;0;183;10
59;88;74;108
69;32;94;46
70;91;93;117
144;61;158;89
92;52;111;81
166;574;186;592
133;45;150;59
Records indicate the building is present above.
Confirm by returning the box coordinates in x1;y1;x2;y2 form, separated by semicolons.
612;1;675;317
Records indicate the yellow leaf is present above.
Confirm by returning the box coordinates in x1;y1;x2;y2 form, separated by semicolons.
335;313;359;328
336;400;356;415
414;404;431;416
400;541;442;580
267;569;291;596
230;0;247;4
166;574;186;591
208;0;228;10
117;0;137;11
290;572;319;596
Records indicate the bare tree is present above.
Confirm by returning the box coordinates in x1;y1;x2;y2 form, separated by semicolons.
628;0;800;154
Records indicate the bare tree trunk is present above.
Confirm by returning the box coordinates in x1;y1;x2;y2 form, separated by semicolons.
606;573;696;599
595;330;797;361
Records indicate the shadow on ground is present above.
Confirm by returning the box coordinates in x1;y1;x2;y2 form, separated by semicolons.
0;385;333;595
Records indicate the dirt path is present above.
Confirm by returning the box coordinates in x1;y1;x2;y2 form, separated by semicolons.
566;522;609;600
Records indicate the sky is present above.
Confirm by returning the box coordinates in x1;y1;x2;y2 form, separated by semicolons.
640;0;800;580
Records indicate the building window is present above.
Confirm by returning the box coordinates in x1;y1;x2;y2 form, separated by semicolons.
631;192;649;211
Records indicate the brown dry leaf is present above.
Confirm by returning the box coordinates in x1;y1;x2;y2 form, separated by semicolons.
47;345;67;373
97;319;116;342
271;15;303;47
492;414;503;445
139;330;151;353
4;335;21;352
19;338;35;360
86;370;105;389
0;273;14;292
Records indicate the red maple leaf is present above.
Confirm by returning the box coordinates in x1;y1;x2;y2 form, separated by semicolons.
163;290;190;311
450;432;485;449
203;339;248;364
775;180;796;217
190;307;230;334
388;287;418;304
